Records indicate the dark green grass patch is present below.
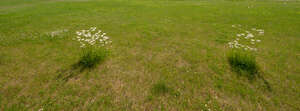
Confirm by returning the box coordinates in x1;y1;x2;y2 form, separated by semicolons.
151;81;172;96
78;47;109;68
227;50;259;78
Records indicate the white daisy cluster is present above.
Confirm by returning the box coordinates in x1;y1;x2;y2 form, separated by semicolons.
228;25;263;51
75;27;112;48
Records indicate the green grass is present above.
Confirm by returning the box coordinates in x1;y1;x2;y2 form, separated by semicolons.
0;0;300;110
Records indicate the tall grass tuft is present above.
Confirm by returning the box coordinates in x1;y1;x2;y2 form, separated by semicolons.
79;47;109;68
227;50;258;78
151;82;171;95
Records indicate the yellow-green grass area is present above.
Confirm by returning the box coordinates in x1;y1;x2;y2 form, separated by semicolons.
0;0;299;110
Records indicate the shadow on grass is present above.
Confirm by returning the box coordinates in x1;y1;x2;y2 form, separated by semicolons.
227;50;272;91
55;62;95;82
230;66;272;91
257;71;272;91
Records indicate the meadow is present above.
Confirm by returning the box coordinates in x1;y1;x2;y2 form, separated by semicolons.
0;0;299;110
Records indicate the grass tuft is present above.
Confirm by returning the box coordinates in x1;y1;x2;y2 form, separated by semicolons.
227;50;259;78
151;82;171;96
79;47;109;68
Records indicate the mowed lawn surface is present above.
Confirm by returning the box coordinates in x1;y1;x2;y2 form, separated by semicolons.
0;0;299;110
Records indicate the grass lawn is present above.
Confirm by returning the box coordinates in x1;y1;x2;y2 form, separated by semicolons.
0;0;299;110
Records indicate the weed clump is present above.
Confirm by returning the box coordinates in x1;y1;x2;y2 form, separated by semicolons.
75;27;112;68
227;25;263;78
